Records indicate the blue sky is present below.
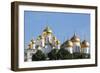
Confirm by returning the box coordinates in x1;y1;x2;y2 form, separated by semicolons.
24;11;90;47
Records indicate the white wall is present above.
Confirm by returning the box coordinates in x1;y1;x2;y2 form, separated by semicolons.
0;0;100;73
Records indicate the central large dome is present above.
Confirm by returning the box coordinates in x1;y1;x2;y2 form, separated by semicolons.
43;26;52;33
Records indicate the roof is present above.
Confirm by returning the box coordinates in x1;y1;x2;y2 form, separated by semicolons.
71;33;80;42
81;40;89;48
61;40;73;48
66;40;73;47
43;26;52;33
56;40;60;45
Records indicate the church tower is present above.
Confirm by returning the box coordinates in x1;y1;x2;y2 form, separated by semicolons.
43;26;52;44
55;40;60;49
28;42;33;49
25;41;37;62
31;39;36;49
52;36;57;47
71;33;81;53
81;40;90;54
37;35;45;48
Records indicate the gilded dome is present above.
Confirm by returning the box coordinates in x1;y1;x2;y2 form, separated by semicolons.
28;42;33;49
43;26;52;33
56;40;60;45
42;31;47;36
31;39;35;44
66;40;73;47
53;36;56;40
37;36;40;40
71;33;80;42
37;35;42;40
81;40;89;48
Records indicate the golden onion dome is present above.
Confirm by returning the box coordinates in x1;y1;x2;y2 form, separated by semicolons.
31;39;35;44
81;40;89;48
42;31;47;36
66;40;73;47
43;26;52;33
53;36;56;40
37;36;41;40
37;35;44;40
28;42;32;49
71;33;80;42
56;40;60;45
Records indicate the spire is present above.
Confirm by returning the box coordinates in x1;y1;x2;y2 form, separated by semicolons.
84;34;87;41
74;32;77;37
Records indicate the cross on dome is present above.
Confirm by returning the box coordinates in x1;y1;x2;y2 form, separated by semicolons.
71;33;80;42
43;26;52;33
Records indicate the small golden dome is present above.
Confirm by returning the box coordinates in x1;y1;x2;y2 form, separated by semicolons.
28;42;32;49
53;36;56;40
43;26;52;33
37;35;41;40
66;40;73;47
56;40;60;45
37;35;44;40
37;37;40;40
31;39;35;44
81;40;89;48
71;33;80;42
42;31;47;36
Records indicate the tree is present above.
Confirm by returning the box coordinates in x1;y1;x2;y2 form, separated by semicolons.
81;53;90;59
72;53;90;59
57;48;72;59
32;50;47;61
73;53;83;59
48;49;59;60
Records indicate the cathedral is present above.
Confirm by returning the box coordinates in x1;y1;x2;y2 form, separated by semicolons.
61;33;90;54
24;26;90;61
24;26;60;61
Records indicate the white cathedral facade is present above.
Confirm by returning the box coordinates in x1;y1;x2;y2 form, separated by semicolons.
61;33;90;54
24;26;60;61
24;26;90;62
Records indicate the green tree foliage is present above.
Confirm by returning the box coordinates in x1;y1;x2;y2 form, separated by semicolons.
32;50;47;61
73;53;83;59
81;53;90;59
32;49;90;61
72;53;90;59
57;48;72;59
48;49;59;60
